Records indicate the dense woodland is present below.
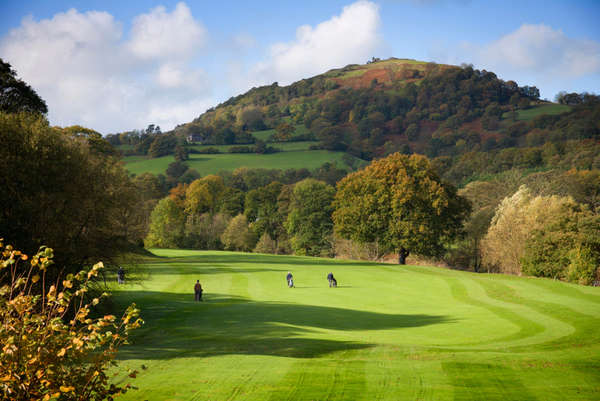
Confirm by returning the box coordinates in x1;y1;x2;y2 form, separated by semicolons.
2;57;600;286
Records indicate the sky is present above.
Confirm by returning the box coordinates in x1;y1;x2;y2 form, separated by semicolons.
1;0;599;133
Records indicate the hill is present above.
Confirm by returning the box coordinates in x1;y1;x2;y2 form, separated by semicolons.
111;57;598;186
113;249;600;400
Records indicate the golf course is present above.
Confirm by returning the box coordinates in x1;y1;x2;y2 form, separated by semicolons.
112;249;600;401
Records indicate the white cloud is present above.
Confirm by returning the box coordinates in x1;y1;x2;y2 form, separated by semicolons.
478;24;600;78
128;2;206;60
155;63;208;91
0;4;211;133
250;0;382;86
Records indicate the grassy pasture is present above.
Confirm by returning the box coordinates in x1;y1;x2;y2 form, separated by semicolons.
123;148;350;176
185;150;350;176
113;249;600;400
503;103;571;122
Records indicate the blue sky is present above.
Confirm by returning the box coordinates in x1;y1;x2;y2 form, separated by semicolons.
1;0;598;133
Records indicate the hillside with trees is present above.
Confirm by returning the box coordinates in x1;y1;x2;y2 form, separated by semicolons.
101;58;600;285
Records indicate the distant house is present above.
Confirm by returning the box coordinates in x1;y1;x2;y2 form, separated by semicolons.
187;134;203;144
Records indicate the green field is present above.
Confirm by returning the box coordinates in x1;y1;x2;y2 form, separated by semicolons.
251;124;311;142
112;249;600;400
503;103;571;122
189;141;319;153
124;150;351;176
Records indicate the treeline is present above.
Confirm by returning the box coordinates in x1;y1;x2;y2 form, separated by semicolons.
454;168;600;285
143;153;469;263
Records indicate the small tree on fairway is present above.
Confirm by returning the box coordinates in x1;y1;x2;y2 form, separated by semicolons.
333;153;470;264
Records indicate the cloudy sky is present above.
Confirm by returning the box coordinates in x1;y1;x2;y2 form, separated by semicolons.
1;0;598;133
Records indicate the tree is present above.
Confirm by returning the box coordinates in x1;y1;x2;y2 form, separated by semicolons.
244;182;284;240
0;58;47;114
274;122;295;141
148;134;177;158
174;145;189;161
333;153;470;264
0;243;142;400
482;185;600;283
0;112;140;280
254;232;278;254
184;213;230;250
221;214;257;251
286;179;335;256
145;197;186;248
166;161;188;180
185;175;226;216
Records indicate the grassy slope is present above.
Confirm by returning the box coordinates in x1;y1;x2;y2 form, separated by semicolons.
112;250;600;401
123;149;349;176
502;103;571;122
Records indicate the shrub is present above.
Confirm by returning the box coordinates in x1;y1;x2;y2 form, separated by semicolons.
221;215;257;252
0;242;143;400
253;232;278;254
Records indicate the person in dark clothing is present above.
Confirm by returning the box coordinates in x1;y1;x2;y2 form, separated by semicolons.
117;266;125;284
327;272;337;287
286;271;294;288
194;280;203;301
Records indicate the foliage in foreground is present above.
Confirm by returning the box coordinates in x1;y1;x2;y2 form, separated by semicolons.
0;242;143;400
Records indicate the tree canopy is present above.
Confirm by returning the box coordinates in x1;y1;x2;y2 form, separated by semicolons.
333;153;470;263
0;112;140;279
0;58;47;114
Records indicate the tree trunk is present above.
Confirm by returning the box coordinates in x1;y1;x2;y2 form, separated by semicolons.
398;248;409;265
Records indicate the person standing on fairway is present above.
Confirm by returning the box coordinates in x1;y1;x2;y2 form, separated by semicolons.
286;271;294;288
327;272;334;287
194;280;203;301
117;266;125;284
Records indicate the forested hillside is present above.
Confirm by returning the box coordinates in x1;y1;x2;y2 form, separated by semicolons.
101;58;600;284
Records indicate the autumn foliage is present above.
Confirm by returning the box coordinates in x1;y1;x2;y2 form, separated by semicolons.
0;241;143;400
333;153;470;263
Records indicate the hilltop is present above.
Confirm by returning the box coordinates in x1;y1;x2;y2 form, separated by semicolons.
110;57;598;186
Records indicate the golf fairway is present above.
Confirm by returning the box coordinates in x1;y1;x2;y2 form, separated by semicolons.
112;249;600;400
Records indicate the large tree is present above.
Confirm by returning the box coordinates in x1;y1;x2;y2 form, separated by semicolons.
0;58;47;114
333;153;470;264
286;179;335;256
0;112;140;278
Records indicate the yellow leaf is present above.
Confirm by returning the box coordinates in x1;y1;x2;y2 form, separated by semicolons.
57;348;66;357
60;385;74;392
32;274;40;283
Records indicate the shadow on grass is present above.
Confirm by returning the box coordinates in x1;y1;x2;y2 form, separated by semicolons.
116;291;454;360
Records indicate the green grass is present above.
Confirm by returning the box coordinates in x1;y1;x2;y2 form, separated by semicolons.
185;150;350;176
123;155;175;176
251;124;311;142
503;103;571;122
112;250;600;400
123;147;351;176
189;141;318;153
